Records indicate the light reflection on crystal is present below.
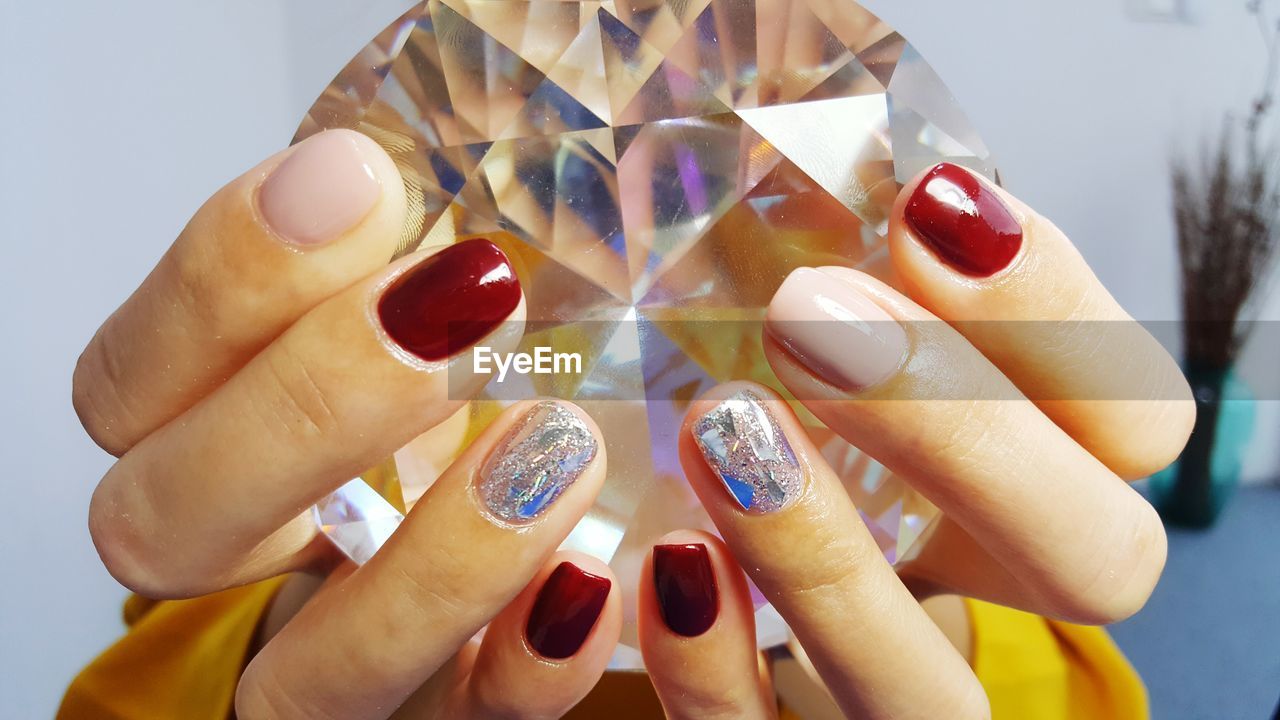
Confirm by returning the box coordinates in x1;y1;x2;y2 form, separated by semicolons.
313;478;405;566
303;0;993;664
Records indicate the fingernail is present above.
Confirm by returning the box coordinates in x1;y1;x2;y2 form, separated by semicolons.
766;267;908;391
478;401;597;523
526;562;611;660
259;130;383;246
693;390;803;513
653;543;718;637
904;162;1023;277
378;239;521;361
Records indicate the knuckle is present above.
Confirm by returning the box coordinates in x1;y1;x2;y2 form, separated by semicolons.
170;238;228;332
908;670;990;720
237;655;338;720
469;689;551;720
1052;503;1167;625
664;691;757;720
397;546;484;626
1124;397;1196;479
769;518;883;606
72;327;139;456
169;224;263;341
258;344;342;441
87;478;169;597
89;463;225;600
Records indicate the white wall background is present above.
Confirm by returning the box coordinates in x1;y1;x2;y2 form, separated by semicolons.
1;0;1276;716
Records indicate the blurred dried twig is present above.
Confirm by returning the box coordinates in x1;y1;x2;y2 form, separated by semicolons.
1171;1;1280;367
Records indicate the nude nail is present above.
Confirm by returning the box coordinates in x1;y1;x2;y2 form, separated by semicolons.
766;267;908;390
259;130;382;246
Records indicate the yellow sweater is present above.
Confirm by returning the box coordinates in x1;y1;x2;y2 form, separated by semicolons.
58;579;1147;719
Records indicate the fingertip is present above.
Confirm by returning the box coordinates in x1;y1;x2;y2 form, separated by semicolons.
466;553;619;718
642;530;751;640
639;531;773;718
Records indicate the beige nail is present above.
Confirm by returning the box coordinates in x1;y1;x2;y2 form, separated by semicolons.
766;267;908;390
259;129;382;246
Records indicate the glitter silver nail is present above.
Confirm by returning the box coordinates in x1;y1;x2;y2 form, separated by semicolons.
693;390;803;513
478;401;598;523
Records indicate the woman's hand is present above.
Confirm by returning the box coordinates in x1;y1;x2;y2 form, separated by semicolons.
72;130;622;719
635;164;1194;719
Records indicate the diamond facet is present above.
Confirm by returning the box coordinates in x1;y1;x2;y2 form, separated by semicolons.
303;0;995;662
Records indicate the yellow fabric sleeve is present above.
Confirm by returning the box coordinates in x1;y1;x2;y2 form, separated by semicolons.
966;598;1148;720
59;584;1147;719
58;578;285;720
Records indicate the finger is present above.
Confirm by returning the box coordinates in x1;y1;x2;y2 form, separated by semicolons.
73;129;407;455
680;384;988;720
89;239;524;597
764;267;1167;623
888;162;1193;479
236;400;607;720
638;531;775;720
441;553;620;719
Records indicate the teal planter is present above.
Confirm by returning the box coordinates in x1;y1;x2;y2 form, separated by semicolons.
1150;366;1255;527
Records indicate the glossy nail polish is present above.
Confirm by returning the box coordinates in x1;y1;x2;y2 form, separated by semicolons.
904;163;1023;277
378;239;521;361
693;390;803;513
526;562;611;660
653;543;718;637
478;402;597;523
766;267;908;391
259;130;383;246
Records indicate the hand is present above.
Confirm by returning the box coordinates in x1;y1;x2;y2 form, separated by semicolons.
73;130;622;719
634;164;1194;719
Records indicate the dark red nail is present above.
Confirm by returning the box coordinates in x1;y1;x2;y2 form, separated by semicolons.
904;163;1023;277
377;238;521;361
525;562;611;660
653;543;718;637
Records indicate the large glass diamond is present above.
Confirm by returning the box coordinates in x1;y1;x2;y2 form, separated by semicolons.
300;0;995;664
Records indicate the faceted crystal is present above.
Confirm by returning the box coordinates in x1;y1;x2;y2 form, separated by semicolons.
301;0;995;663
313;478;405;566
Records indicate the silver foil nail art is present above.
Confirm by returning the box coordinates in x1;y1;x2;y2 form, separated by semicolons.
693;390;803;513
478;401;598;523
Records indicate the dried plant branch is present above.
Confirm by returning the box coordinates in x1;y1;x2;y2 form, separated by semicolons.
1172;1;1280;368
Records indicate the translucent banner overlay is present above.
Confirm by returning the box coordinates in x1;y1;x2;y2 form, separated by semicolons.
445;320;1280;402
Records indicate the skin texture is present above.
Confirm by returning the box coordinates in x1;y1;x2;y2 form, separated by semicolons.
73;136;1192;720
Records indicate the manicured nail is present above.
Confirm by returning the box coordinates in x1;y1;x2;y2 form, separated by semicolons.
653;543;719;637
378;239;521;361
259;130;383;246
693;390;803;513
766;267;908;391
478;402;597;523
904;162;1023;277
526;562;611;660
